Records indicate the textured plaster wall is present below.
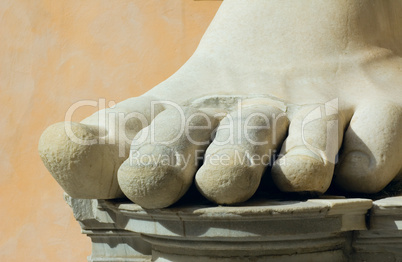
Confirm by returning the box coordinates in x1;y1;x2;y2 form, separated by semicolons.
0;1;221;261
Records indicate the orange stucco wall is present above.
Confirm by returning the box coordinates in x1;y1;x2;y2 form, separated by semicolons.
0;1;221;261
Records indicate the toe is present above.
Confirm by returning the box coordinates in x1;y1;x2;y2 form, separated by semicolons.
195;150;265;205
38;95;163;199
195;104;288;204
118;107;219;208
272;103;346;193
38;122;124;199
118;160;184;209
335;101;402;193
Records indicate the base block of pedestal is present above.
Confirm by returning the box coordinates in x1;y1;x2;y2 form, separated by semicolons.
66;195;402;262
145;234;348;262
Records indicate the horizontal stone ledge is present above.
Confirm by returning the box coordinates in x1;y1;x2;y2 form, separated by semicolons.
99;197;371;237
65;195;402;261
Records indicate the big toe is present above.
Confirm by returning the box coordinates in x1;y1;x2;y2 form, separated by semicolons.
39;122;124;199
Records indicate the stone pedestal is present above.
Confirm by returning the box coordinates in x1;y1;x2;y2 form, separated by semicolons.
65;196;152;262
109;198;371;262
352;196;402;261
65;195;402;261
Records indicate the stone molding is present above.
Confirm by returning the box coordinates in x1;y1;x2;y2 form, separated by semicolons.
65;195;402;261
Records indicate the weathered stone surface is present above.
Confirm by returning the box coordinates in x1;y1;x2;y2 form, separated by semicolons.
352;197;402;262
64;195;402;261
39;1;402;208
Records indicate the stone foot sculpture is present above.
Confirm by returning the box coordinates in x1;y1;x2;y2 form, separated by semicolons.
39;0;402;208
